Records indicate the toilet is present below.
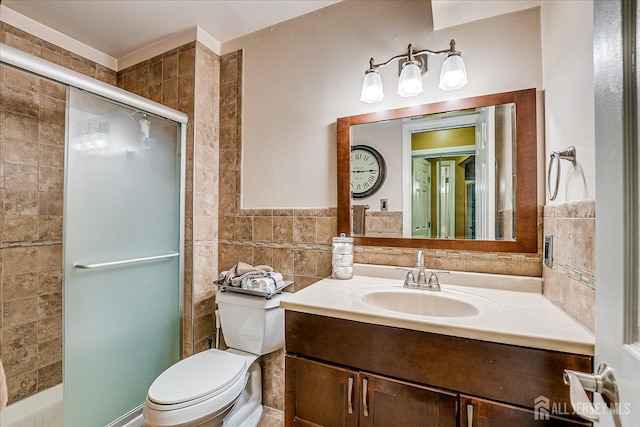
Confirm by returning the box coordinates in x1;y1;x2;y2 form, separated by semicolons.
143;291;290;427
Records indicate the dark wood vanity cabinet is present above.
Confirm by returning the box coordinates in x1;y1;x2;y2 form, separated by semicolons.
285;311;593;427
286;356;457;427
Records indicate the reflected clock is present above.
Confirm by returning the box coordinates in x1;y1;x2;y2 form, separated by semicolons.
350;145;386;199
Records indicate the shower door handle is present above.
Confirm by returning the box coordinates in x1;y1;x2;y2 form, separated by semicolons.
75;252;179;269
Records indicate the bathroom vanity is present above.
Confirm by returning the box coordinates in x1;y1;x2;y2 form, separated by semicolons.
281;266;594;427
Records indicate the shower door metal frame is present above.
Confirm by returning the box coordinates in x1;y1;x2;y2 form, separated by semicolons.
0;42;188;362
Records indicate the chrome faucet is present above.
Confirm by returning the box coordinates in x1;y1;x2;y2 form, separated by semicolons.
415;250;427;285
397;250;448;291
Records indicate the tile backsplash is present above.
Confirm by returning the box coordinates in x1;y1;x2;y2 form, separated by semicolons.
542;200;595;331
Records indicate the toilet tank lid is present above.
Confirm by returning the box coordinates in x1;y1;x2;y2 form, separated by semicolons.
148;349;245;405
216;291;291;309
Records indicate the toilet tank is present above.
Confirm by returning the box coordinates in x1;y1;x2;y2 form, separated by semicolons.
216;291;291;355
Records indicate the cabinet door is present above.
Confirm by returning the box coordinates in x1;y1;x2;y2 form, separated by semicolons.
286;356;359;427
460;395;591;427
361;373;458;427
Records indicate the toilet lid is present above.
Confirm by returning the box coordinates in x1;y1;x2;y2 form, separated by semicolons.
148;349;246;406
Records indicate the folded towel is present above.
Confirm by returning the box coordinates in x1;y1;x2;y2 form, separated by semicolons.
1;357;7;410
236;262;273;275
250;272;283;290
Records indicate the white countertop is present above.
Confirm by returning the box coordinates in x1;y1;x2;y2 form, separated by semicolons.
280;264;595;355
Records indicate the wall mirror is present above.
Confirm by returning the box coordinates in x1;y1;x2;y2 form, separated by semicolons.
337;89;538;253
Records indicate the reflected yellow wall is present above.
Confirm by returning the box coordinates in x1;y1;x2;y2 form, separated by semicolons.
411;127;475;150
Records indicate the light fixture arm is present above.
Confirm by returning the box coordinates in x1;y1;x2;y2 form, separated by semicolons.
366;39;459;72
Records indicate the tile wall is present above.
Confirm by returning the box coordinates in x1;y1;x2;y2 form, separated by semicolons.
0;22;117;404
542;200;595;331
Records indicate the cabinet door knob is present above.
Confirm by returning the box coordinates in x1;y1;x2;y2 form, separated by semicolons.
362;378;369;417
347;377;354;414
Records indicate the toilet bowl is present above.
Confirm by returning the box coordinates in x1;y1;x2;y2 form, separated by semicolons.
143;291;289;427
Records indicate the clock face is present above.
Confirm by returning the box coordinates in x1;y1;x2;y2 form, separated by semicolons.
351;145;386;199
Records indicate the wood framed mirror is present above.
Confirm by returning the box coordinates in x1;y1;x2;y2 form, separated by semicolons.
337;88;538;253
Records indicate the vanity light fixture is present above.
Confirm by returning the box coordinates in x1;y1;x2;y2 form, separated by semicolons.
360;39;468;103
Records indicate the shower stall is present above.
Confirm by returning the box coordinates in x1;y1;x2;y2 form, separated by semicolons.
0;43;187;426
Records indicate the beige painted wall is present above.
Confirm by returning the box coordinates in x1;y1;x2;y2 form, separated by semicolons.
541;0;594;204
222;1;544;209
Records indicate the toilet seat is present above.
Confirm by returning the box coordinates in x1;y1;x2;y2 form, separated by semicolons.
147;349;246;411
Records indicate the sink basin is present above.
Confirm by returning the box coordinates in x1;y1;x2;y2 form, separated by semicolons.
361;290;480;317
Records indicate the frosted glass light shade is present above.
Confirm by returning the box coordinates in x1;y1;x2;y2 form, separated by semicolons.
439;54;468;91
360;71;384;103
397;61;423;97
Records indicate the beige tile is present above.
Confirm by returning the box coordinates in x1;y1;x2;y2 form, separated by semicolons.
37;292;62;318
3;296;38;328
292;276;318;292
38;167;63;193
37;270;63;295
5;67;41;92
3;215;38;241
3;190;38;216
3;345;37;378
273;217;293;243
38;215;63;240
37;314;62;343
254;217;273;242
260;349;285;411
234;216;253;241
38;144;64;169
40;96;64;124
294;250;316;277
253;247;274;268
317;216;337;244
273;248;294;275
7;369;37;404
37;361;62;392
3;246;38;274
5;111;39;142
37;336;62;367
37;245;62;271
5;163;38;191
3;272;38;301
2;321;37;355
5;138;38;166
163;78;178;103
39;120;65;146
258;407;284;427
5;85;40;117
293;217;316;244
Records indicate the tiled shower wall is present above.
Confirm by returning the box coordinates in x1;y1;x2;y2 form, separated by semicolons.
0;22;117;404
542;200;595;331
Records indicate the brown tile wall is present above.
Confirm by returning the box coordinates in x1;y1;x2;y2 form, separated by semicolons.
543;200;595;331
0;23;117;404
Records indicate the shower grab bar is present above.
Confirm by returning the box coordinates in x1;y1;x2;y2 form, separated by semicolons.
547;146;576;201
75;252;179;269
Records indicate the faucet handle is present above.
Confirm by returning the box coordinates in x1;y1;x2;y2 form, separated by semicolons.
426;270;449;289
396;267;416;286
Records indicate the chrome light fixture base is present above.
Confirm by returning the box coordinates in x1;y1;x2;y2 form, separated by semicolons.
360;39;468;103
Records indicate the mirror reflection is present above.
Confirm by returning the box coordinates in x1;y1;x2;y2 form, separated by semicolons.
350;103;516;241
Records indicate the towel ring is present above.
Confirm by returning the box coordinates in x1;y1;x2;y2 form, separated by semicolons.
547;146;576;201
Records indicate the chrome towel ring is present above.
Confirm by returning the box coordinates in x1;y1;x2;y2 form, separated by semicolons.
547;146;576;201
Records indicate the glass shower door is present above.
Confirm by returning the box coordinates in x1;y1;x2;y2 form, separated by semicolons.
64;88;182;425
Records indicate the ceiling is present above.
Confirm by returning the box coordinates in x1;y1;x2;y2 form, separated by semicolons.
1;0;540;66
1;0;341;58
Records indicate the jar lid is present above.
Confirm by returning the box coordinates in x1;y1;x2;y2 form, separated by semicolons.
333;232;353;244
